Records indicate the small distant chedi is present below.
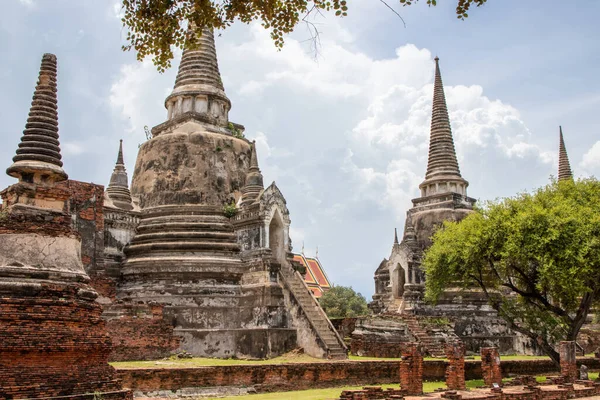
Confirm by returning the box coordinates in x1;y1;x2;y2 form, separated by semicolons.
0;28;348;376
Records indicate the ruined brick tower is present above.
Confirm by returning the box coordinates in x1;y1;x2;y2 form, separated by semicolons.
0;53;130;399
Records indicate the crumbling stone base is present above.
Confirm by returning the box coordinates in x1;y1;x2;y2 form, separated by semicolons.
400;342;423;395
445;341;465;390
560;341;577;383
481;347;502;387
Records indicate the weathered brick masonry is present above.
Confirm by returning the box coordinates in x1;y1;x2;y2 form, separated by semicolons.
445;342;466;390
58;180;105;274
0;282;129;399
560;341;578;383
400;343;424;395
481;347;502;387
105;303;181;361
116;357;600;395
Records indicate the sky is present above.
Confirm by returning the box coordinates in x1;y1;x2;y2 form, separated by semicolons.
1;0;599;300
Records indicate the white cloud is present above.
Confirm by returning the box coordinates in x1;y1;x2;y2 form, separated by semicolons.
62;142;85;156
109;58;173;135
18;0;34;8
112;2;125;19
580;141;600;177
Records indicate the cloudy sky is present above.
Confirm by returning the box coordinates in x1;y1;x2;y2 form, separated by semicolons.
2;0;599;299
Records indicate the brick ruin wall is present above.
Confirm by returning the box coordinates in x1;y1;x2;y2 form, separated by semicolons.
105;303;181;361
0;281;130;399
57;180;105;275
116;357;600;395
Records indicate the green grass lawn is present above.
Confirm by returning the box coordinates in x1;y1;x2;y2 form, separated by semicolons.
112;353;589;369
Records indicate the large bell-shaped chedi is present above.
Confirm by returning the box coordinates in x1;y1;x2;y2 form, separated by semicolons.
121;29;295;358
0;53;130;399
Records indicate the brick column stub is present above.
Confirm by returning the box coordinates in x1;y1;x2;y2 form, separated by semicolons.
481;347;502;387
445;341;466;390
560;341;577;383
400;342;423;395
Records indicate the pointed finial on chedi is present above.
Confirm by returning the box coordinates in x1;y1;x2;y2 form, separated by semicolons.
164;27;231;126
558;126;573;181
6;53;68;183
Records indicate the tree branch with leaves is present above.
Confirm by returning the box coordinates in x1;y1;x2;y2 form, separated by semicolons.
422;178;600;366
119;0;488;72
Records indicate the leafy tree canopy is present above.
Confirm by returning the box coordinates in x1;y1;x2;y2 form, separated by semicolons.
120;0;488;72
319;285;369;318
422;178;600;365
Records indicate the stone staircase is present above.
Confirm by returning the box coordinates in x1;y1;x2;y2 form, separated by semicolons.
401;314;448;358
279;262;348;359
388;297;404;314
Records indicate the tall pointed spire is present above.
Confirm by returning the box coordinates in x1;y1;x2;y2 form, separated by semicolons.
106;139;133;210
418;57;469;198
116;138;124;165
7;53;67;182
174;29;224;91
164;27;231;125
558;126;573;181
425;57;461;179
240;141;264;207
394;228;399;245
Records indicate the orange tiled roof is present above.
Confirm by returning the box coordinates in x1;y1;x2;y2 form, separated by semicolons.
306;258;331;288
292;253;332;298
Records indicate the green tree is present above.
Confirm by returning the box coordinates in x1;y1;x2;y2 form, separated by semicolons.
119;0;487;72
422;178;600;366
319;285;369;318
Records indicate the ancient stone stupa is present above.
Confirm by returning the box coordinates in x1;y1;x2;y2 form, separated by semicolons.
111;28;342;359
372;57;477;315
0;53;130;399
360;58;520;357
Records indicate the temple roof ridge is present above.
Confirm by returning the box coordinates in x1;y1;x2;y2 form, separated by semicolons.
558;126;573;181
7;53;68;182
